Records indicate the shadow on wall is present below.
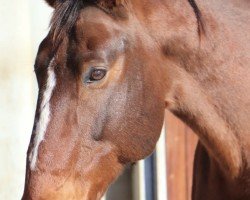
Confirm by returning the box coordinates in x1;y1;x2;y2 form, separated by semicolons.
106;167;133;200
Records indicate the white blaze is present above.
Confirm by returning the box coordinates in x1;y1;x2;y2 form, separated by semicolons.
29;58;56;170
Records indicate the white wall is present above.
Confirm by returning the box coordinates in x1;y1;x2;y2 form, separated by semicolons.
0;1;52;199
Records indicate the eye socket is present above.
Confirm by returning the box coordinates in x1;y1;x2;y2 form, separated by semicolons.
87;67;107;83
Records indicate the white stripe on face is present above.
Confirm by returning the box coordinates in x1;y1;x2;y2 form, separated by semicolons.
29;58;56;170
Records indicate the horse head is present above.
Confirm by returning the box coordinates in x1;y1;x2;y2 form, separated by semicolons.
23;0;168;199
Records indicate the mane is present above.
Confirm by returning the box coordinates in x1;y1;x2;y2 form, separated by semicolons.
188;0;205;37
50;0;86;45
49;0;205;45
49;0;114;46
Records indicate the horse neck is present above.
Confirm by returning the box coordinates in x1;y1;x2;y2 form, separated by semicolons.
143;0;249;178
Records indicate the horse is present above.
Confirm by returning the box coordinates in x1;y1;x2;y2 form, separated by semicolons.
22;0;250;199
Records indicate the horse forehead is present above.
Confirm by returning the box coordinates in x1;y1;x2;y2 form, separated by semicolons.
74;10;126;53
76;7;122;34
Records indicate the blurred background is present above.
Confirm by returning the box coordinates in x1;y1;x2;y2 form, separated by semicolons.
0;1;198;200
0;1;52;199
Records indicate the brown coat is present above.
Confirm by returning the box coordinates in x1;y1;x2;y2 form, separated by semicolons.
23;0;250;199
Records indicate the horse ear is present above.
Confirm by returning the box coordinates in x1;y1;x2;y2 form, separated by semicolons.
45;0;57;8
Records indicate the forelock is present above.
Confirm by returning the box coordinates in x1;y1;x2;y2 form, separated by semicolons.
49;0;118;46
49;0;81;46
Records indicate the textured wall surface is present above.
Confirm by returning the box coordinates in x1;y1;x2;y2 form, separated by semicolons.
0;1;52;199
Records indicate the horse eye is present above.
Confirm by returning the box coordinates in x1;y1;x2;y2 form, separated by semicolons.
88;68;107;82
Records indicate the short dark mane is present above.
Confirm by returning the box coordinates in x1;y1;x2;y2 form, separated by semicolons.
50;0;110;46
50;0;205;46
188;0;205;37
50;0;84;45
